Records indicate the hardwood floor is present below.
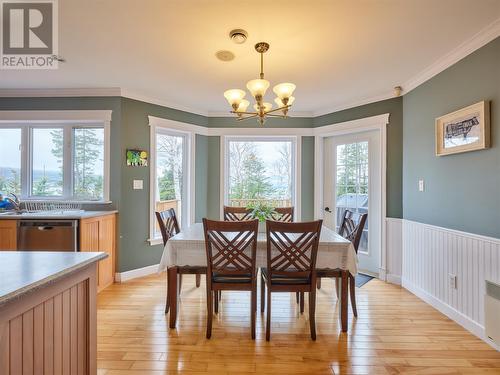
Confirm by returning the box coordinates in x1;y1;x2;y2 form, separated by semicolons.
97;274;500;375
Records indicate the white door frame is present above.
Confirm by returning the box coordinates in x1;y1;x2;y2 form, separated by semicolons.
313;113;389;281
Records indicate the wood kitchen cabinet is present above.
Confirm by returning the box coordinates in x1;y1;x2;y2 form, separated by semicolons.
80;213;116;292
0;220;17;250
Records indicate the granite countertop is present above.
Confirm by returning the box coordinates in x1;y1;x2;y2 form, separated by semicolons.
0;251;107;307
0;210;118;220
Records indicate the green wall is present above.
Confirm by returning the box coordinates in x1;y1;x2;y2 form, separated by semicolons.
314;97;404;218
301;137;315;221
118;98;207;271
403;37;500;238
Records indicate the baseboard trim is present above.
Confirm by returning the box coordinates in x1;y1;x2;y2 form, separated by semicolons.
115;263;159;283
386;274;401;285
402;277;499;351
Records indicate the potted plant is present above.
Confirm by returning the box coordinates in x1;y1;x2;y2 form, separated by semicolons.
247;202;276;232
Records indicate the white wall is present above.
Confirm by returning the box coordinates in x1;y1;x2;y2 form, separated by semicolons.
400;219;500;349
385;218;402;285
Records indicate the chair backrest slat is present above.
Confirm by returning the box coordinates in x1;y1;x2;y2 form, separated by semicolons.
338;210;368;253
223;206;254;222
266;220;322;281
270;207;294;222
155;208;180;246
203;218;259;277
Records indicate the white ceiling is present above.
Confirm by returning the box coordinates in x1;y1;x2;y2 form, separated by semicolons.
1;0;499;116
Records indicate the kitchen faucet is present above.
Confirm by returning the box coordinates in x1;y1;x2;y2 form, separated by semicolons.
4;193;22;212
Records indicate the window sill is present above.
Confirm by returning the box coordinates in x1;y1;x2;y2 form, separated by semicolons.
21;199;113;204
148;238;164;246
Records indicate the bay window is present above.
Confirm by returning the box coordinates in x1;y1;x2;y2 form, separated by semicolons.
224;136;298;218
150;125;191;241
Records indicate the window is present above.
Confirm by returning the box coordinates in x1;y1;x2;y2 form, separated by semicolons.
225;137;297;212
0;123;107;201
151;127;190;239
0;128;22;195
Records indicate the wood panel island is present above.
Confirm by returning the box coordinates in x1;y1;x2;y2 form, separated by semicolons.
0;251;106;375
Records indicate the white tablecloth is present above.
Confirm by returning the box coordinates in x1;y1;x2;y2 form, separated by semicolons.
158;223;358;275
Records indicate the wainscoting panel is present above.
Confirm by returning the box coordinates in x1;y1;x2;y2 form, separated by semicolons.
385;218;402;284
402;219;500;347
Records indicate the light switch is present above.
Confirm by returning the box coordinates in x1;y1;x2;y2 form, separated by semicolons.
418;179;425;192
133;179;143;190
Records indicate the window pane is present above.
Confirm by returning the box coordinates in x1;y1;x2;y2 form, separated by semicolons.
335;141;369;253
31;128;63;196
155;132;185;235
73;128;104;200
228;140;293;208
0;129;22;196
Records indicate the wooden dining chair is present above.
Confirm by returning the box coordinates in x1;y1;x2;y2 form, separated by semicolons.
261;220;322;340
316;209;367;318
156;208;204;314
223;206;254;221
203;218;259;339
271;207;294;222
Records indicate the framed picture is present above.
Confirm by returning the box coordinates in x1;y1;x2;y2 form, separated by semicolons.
126;149;148;166
435;101;490;156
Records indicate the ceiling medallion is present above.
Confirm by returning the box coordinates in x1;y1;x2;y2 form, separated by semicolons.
223;42;296;125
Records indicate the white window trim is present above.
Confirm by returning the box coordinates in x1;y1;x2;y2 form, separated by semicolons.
148;117;195;245
221;135;301;221
0;110;112;203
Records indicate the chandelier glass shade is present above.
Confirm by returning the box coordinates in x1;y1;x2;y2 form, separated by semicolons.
223;42;296;125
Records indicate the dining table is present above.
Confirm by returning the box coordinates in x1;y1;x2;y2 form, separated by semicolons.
158;223;357;332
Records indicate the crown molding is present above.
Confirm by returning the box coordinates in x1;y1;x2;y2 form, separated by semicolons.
207;110;314;118
402;17;500;94
313;90;395;117
1;20;498;118
120;89;208;117
0;87;121;97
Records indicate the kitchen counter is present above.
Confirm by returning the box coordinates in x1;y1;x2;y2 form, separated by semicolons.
0;251;104;373
0;209;117;220
0;251;107;307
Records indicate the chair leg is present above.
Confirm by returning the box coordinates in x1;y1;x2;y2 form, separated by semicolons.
309;288;317;341
296;291;299;304
206;286;213;339
335;278;340;299
165;274;170;314
195;274;201;288
179;274;183;293
251;286;256;340
349;275;358;318
316;278;322;290
164;289;169;314
260;274;265;313
218;290;222;301
214;290;219;314
266;289;272;341
299;292;305;314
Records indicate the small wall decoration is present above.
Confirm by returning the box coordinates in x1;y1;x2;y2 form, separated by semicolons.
126;149;148;166
435;101;490;156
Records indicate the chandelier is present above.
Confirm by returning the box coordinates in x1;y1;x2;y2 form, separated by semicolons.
223;42;296;125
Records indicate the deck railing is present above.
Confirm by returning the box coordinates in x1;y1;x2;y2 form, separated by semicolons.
228;198;292;208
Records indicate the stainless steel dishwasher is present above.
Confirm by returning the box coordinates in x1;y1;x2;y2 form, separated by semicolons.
17;220;79;251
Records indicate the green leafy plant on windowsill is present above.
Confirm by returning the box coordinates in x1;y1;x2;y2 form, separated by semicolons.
247;202;277;223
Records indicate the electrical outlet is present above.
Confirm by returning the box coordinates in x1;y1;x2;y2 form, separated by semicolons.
449;274;457;289
418;179;425;192
133;179;143;190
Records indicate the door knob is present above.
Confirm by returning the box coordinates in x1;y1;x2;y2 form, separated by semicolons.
324;207;332;213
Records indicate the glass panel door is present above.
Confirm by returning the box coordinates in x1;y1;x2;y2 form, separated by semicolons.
335;141;369;254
